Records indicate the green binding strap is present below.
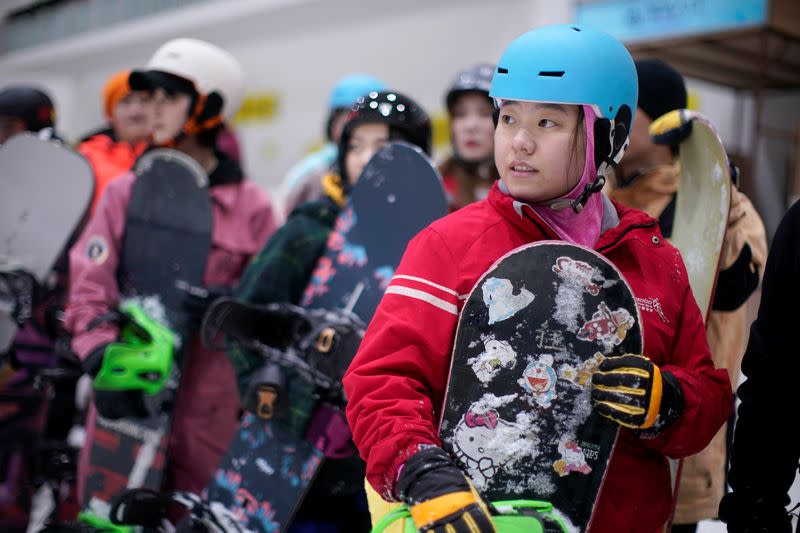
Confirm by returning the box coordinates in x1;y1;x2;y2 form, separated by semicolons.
370;499;568;533
78;510;133;532
93;302;175;395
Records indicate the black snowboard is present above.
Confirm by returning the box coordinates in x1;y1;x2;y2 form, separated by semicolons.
439;241;642;532
80;148;213;525
204;142;447;532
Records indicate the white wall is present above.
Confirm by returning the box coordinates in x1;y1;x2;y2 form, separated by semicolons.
1;0;797;235
0;0;561;199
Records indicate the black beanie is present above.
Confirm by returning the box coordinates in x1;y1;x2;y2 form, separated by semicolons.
635;59;687;121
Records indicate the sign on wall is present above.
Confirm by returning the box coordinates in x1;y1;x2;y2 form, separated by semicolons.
234;91;281;124
575;0;768;43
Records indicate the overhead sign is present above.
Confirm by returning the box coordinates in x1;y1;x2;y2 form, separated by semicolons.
575;0;768;43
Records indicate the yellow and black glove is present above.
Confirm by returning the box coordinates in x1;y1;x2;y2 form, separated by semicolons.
590;354;684;432
397;446;496;533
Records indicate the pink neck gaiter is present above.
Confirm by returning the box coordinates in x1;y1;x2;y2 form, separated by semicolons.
502;105;605;248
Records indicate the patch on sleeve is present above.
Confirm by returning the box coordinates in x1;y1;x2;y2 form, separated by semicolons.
86;235;109;264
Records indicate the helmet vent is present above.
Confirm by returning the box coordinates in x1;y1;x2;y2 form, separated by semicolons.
497;67;509;74
539;71;565;78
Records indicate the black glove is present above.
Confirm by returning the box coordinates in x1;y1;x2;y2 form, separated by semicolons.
719;490;792;533
83;343;149;420
179;282;232;327
397;446;495;533
591;354;684;432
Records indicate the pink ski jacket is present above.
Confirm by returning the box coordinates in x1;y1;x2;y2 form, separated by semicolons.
65;169;277;493
343;182;732;532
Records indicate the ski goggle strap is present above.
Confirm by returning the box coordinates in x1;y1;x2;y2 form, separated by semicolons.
183;91;225;136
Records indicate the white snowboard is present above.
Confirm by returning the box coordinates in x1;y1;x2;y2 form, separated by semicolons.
1;133;94;351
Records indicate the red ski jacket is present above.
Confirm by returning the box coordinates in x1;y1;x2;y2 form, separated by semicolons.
343;183;732;532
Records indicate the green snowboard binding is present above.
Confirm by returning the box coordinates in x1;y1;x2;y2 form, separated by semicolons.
370;499;569;533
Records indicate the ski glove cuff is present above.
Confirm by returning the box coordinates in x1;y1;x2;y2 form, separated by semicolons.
397;446;495;533
591;354;684;431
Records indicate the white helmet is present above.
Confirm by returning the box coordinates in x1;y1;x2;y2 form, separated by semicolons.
133;38;244;121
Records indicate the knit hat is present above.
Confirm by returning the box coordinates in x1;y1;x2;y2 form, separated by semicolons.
635;59;687;121
103;69;132;119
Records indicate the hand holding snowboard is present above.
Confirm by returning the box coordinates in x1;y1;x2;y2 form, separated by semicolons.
591;354;684;432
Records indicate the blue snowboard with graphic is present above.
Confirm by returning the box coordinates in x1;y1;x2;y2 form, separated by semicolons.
439;241;642;532
204;142;447;532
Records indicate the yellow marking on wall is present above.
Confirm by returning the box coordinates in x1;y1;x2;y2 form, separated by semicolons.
432;112;451;151
234;92;281;124
688;91;700;111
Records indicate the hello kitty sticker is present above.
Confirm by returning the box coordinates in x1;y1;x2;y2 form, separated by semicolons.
553;439;592;477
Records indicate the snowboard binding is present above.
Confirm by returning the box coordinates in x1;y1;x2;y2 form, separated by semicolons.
202;298;365;398
371;499;569;533
107;488;247;533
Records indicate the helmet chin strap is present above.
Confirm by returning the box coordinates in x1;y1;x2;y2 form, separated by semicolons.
546;171;607;213
547;108;629;214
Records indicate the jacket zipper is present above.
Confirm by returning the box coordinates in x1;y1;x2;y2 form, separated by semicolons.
522;209;560;240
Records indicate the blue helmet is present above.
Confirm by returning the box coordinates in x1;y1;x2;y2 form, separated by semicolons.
329;73;387;110
489;24;637;124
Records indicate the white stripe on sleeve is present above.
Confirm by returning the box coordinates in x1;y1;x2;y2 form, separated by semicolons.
384;286;458;315
392;274;458;296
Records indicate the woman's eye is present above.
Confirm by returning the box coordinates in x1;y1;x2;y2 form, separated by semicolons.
540;118;557;128
501;114;515;125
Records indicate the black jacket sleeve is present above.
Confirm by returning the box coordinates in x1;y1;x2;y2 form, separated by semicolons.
725;200;800;517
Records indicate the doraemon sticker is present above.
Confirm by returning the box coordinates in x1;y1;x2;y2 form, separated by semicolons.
553;438;592;477
86;235;109;265
518;354;557;408
481;277;535;325
577;302;635;352
552;256;602;295
467;336;518;384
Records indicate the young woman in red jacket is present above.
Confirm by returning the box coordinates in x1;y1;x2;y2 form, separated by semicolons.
343;24;732;533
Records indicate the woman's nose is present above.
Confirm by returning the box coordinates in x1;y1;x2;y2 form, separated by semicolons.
512;128;535;154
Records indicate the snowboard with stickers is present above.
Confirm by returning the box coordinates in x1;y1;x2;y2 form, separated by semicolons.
437;241;642;532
